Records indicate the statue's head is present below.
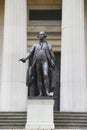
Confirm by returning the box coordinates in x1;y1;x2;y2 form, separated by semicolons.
37;31;47;39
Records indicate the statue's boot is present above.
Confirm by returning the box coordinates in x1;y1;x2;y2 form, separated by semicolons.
38;92;43;97
46;89;50;96
38;87;43;96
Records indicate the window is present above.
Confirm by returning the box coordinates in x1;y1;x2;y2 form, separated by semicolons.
27;5;62;25
29;9;62;21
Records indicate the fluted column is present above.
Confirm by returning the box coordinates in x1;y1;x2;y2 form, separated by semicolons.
0;0;27;111
60;0;87;111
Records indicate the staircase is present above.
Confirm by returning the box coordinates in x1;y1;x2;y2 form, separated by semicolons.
54;111;87;129
0;112;87;129
0;112;27;129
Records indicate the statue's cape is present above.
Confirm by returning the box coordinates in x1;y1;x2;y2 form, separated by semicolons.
26;66;34;87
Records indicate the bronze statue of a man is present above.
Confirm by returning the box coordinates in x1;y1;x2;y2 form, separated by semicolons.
19;31;56;97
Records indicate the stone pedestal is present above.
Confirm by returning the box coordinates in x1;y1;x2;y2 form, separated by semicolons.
25;98;55;129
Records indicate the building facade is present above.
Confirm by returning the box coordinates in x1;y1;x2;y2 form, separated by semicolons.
0;0;87;120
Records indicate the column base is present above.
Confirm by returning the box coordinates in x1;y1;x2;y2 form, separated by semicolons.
25;98;55;129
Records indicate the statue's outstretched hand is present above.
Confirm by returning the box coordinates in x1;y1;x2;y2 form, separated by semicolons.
19;58;26;63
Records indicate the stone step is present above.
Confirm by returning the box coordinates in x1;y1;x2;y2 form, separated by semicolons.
0;112;26;115
0;116;26;119
0;118;26;121
0;122;26;125
54;111;87;129
54;119;87;123
54;116;87;121
0;112;87;129
54;112;87;116
0;126;25;129
0;120;26;123
0;112;26;129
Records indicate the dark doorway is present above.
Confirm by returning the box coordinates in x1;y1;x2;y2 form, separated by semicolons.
54;52;61;111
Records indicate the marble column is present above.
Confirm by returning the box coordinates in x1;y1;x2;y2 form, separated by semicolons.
0;0;27;111
60;0;87;111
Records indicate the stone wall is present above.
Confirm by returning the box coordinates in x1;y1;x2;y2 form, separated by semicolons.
27;0;62;5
